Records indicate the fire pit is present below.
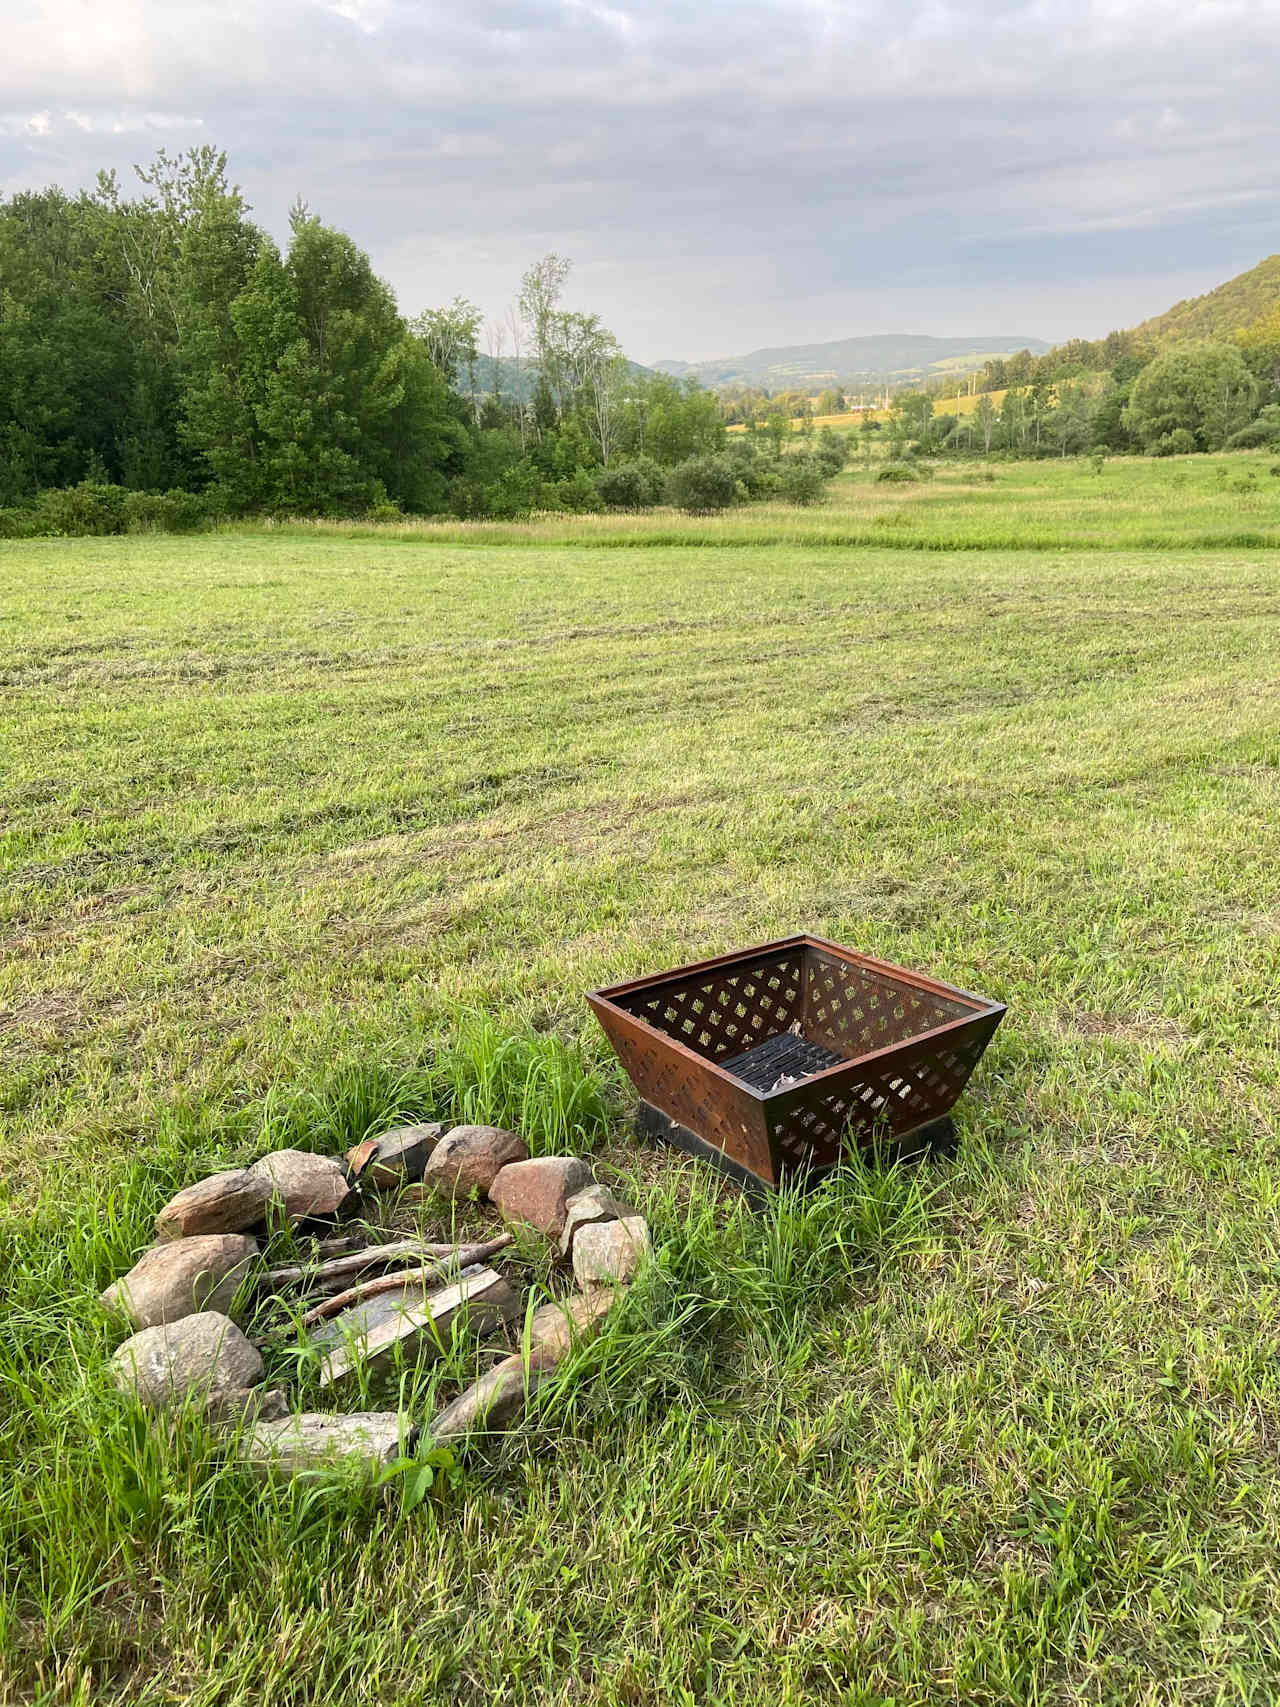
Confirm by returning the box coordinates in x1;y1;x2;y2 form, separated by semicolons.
587;934;1005;1189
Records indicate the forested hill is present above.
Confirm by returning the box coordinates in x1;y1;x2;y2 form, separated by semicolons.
1130;254;1280;344
654;333;1051;391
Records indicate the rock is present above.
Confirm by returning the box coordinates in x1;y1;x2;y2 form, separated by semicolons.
101;1234;258;1329
488;1155;593;1238
420;1126;528;1201
526;1287;618;1361
317;1265;521;1388
238;1411;413;1478
427;1349;556;1445
558;1183;632;1259
572;1215;651;1287
111;1312;263;1410
249;1149;351;1222
154;1169;271;1241
347;1123;445;1188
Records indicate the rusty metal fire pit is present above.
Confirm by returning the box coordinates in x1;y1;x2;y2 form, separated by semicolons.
587;934;1005;1190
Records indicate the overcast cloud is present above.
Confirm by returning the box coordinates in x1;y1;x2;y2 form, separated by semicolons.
4;0;1280;361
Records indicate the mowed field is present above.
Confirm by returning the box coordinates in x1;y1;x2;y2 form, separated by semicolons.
3;458;1280;1704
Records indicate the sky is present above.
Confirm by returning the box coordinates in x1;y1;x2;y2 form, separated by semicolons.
4;0;1280;364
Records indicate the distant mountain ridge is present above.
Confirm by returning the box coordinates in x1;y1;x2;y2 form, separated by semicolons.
1130;254;1280;345
654;333;1051;391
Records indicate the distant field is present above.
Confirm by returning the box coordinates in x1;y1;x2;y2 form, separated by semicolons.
291;452;1280;551
4;458;1280;1702
803;388;1010;428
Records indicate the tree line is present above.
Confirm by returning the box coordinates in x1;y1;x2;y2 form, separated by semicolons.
872;323;1280;462
0;148;846;531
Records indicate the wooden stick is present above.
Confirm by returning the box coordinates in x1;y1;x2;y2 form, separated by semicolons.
265;1234;512;1291
300;1259;488;1327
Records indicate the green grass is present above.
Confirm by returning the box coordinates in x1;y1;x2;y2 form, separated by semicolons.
3;454;1280;1703
273;450;1280;551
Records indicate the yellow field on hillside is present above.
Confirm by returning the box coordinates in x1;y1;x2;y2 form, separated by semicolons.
728;388;1011;433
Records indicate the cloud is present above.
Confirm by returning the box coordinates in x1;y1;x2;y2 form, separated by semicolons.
4;0;1280;358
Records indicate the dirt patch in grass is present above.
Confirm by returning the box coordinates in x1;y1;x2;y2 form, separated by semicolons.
1062;1010;1194;1047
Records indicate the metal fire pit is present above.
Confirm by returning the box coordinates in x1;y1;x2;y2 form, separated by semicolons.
587;934;1005;1190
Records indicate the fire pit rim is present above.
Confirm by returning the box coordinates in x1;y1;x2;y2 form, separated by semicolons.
587;932;1006;1105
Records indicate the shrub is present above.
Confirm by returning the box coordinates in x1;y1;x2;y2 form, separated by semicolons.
593;457;664;510
1225;406;1280;450
876;464;919;484
124;489;213;533
665;455;740;513
777;457;828;506
1154;428;1197;456
813;428;850;474
723;440;781;499
0;482;212;538
541;469;600;513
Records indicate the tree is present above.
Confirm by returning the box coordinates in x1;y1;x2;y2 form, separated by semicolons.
975;393;996;453
890;391;934;450
412;297;482;415
1124;340;1258;453
1236;303;1280;399
184;211;465;514
1050;382;1092;457
518;253;571;427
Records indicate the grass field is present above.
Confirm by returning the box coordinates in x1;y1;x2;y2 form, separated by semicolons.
3;455;1280;1703
290;453;1280;552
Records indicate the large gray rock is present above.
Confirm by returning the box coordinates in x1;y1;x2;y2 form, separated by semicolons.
421;1126;528;1201
427;1349;555;1445
154;1169;271;1241
571;1216;651;1287
488;1156;593;1238
558;1183;632;1259
238;1411;413;1479
111;1312;263;1410
102;1234;258;1329
526;1287;618;1361
347;1123;445;1188
249;1149;350;1222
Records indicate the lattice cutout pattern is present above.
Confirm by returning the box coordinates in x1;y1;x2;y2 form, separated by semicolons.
618;1025;759;1160
804;953;968;1060
769;1033;990;1170
618;956;806;1064
598;941;1001;1186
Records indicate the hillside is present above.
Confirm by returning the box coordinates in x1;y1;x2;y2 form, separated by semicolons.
1131;254;1280;344
654;333;1050;391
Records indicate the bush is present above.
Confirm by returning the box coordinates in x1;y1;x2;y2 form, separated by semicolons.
0;482;212;538
124;489;213;533
777;457;828;506
1225;406;1280;450
723;439;781;499
876;464;920;484
813;428;850;474
665;455;740;514
593;457;664;510
541;469;600;513
1154;428;1198;456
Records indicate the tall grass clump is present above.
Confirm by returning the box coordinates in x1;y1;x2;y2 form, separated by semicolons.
433;1009;614;1154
